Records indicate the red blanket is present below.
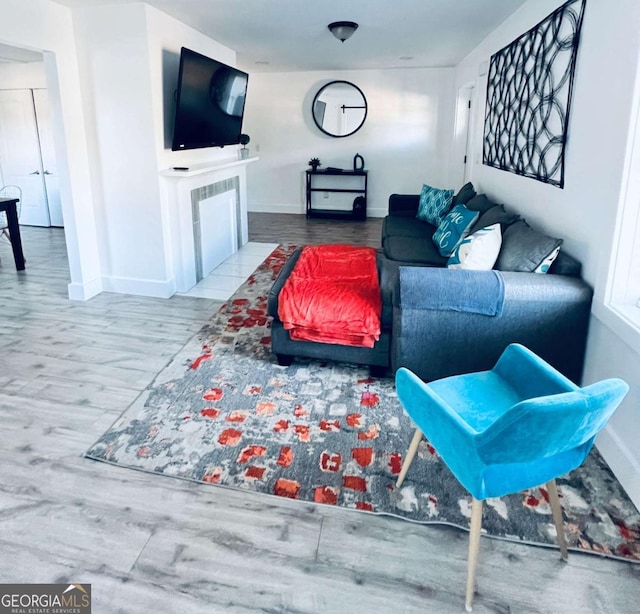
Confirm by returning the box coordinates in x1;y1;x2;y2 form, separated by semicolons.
278;245;381;348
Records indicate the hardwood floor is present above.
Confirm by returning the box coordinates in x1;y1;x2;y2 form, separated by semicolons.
0;218;638;613
248;212;383;247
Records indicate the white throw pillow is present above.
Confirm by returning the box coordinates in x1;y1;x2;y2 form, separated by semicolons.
447;223;502;270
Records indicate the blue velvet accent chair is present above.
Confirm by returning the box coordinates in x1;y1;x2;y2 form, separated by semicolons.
395;343;629;612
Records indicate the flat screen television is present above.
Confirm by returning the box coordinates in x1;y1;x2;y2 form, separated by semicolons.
171;47;249;151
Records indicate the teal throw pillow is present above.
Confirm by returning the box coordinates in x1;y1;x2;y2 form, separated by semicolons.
432;204;479;257
417;184;454;226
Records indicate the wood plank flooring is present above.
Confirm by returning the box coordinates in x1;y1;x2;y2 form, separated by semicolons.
248;212;383;248
0;217;638;613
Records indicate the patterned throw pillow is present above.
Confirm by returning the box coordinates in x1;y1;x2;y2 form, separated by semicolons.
534;245;561;273
432;204;479;257
416;184;454;226
447;224;502;270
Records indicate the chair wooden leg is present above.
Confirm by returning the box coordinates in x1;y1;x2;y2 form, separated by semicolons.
396;427;423;487
546;479;568;561
465;498;483;612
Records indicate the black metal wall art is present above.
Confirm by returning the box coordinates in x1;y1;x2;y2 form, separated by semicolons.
482;0;586;188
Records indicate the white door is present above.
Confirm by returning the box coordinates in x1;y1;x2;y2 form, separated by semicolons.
453;84;476;186
0;89;50;226
463;90;475;184
33;89;63;226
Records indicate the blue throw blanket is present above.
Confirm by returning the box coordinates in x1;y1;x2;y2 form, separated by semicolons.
398;267;505;316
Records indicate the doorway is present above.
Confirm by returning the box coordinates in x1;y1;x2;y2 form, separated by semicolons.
454;83;476;186
0;28;99;301
0;87;63;227
462;88;475;184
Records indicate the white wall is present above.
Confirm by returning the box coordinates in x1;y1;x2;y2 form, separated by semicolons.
455;0;640;507
74;3;167;296
144;5;237;171
73;3;238;297
0;0;102;300
242;68;456;217
145;6;239;292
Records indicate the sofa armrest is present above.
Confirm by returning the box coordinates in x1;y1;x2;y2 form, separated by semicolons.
389;194;420;217
391;268;593;383
267;247;302;318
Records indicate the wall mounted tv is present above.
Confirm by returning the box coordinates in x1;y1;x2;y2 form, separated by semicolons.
171;47;249;151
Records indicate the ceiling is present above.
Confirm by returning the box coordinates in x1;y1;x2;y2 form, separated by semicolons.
48;0;527;72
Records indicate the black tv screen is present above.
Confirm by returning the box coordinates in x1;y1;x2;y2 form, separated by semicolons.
171;47;248;151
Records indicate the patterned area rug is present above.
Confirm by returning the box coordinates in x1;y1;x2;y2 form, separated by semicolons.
86;245;640;562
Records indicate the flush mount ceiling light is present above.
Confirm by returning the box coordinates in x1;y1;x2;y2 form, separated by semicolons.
328;21;359;43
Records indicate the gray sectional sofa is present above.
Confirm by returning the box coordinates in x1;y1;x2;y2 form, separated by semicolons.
382;189;592;383
269;184;593;383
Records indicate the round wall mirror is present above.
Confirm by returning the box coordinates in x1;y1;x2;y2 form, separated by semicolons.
312;81;368;138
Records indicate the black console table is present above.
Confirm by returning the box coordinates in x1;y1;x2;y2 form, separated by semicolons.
0;197;25;271
305;169;367;220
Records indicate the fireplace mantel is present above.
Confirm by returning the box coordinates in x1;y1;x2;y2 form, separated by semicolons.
160;156;259;178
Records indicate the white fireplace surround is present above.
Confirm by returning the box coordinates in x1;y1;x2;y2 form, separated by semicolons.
161;157;258;293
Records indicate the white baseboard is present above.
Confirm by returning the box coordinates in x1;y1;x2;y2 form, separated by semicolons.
101;275;177;298
67;278;102;301
248;203;387;218
248;203;304;214
596;425;640;511
367;207;386;218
